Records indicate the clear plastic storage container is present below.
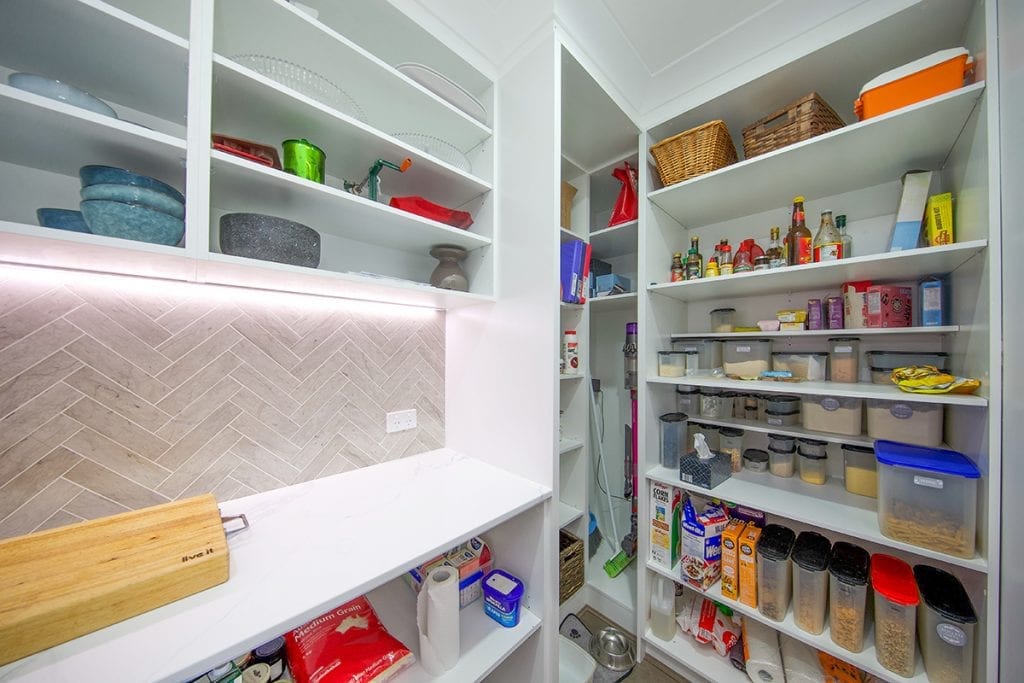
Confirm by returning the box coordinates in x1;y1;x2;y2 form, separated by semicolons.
875;440;980;559
719;427;744;472
756;524;796;622
914;565;978;683
710;307;736;333
723;339;772;377
802;395;863;436
700;388;733;419
871;554;919;677
765;409;800;427
658;351;688;377
828;542;870;653
867;399;943;446
767;433;796;452
671;339;723;374
828;337;860;383
766;394;801;413
798;450;828;486
743;449;769;472
659;413;688;469
842;444;877;497
772;352;829;381
769;445;796;477
866;350;950;372
676;386;700;415
791;531;831;635
688;422;720;451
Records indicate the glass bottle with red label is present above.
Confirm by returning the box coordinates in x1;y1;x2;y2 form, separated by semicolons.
786;196;813;266
813;210;843;262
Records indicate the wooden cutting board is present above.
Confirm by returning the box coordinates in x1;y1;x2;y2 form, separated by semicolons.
0;494;230;666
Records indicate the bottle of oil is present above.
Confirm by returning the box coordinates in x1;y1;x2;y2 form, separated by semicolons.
812;210;842;262
837;214;852;258
766;226;784;269
670;252;684;282
685;236;703;280
786;196;812;266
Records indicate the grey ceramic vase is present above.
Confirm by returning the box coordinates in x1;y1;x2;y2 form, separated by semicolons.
429;245;469;291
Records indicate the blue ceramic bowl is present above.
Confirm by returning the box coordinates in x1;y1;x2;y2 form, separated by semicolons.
9;72;118;119
36;208;91;233
78;165;185;205
80;200;184;246
80;184;184;219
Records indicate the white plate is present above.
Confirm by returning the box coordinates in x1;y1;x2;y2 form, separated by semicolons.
396;63;487;125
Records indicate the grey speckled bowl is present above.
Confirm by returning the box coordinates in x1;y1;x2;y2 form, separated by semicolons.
80;200;184;246
219;213;320;268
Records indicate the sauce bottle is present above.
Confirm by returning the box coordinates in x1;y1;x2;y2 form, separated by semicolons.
813;210;843;262
766;226;784;268
786;196;812;266
837;214;852;259
685;236;703;280
670;252;684;282
719;239;734;276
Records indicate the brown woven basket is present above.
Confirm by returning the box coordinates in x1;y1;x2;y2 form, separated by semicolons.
560;181;578;229
742;92;845;159
650;119;738;187
559;529;584;603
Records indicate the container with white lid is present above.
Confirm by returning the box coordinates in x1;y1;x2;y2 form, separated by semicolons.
867;398;943;446
871;554;919;677
914;564;978;683
802;395;863;435
855;48;973;120
875;440;980;559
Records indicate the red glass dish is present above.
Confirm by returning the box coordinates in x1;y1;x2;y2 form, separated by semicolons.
211;134;281;169
389;196;474;229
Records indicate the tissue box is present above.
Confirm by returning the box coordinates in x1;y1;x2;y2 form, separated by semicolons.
866;285;912;328
681;499;729;590
679;449;732;489
407;537;492;608
650;480;682;571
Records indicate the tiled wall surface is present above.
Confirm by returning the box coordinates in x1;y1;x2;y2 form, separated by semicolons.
0;270;444;540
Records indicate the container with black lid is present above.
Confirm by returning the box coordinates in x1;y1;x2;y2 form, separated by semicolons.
914;564;978;682
676;385;700;415
791;531;831;635
659;412;688;469
756;524;796;622
743;448;769;473
828;541;870;652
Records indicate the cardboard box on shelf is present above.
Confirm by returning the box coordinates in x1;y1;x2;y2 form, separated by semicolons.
720;519;746;601
738;523;763;608
680;498;729;591
650;480;682;571
889;171;933;251
925;192;954;246
866;285;913;328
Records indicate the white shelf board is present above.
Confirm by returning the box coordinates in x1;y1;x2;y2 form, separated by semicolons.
560;226;585;243
647;374;987;407
211;55;492;208
686;414;876;448
199;252;494;310
643;627;744;683
645;561;928;683
648;84;985;228
588;539;637;615
0;0;188;123
560;373;585;381
559;437;584;454
559;502;584;528
589;219;637;259
210;151;491;254
0;450;550;683
215;0;491;153
0;84;187;182
367;579;541;683
589;292;637;312
670;325;959;339
648;240;987;303
560;301;585;310
645;465;986;572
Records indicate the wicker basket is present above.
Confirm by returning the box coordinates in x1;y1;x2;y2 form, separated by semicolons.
650;120;738;187
560;181;578;229
742;92;845;159
559;529;585;603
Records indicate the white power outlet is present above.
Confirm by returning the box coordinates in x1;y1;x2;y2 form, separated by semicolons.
386;409;417;433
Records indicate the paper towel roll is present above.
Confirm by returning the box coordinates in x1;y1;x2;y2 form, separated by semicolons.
742;617;783;683
417;566;460;674
781;634;824;683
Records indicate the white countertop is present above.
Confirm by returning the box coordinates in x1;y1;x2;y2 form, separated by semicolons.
0;449;550;682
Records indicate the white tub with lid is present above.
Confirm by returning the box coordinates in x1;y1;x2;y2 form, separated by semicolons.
802;395;862;436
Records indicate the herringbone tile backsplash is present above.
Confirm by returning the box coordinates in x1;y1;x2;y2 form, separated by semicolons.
0;270;444;540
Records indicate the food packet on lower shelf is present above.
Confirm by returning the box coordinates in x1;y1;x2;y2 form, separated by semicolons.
285;596;415;683
675;590;740;656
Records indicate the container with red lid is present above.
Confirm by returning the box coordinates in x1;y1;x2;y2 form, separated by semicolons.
871;554;919;677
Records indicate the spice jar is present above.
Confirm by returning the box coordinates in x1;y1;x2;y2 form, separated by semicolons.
719;427;744;472
753;255;770;271
828;542;870;653
829;337;860;383
791;531;831;635
768;444;795;478
871;554;919;677
914;565;978;683
756;524;796;622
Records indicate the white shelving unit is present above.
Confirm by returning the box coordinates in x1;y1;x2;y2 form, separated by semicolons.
634;1;1000;681
0;450;551;682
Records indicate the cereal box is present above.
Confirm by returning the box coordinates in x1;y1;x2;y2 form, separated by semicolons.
650;481;681;570
925;192;954;246
406;537;492;608
738;523;762;608
866;285;912;328
720;519;746;601
680;498;728;590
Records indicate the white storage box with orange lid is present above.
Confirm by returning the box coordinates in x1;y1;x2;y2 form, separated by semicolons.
855;47;973;120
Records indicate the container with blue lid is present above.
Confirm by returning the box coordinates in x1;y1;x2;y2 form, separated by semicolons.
875;440;979;559
482;569;525;628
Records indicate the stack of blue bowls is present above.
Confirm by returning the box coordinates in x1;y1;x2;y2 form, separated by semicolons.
77;165;185;246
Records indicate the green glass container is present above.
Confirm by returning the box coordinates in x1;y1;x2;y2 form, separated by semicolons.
282;138;325;183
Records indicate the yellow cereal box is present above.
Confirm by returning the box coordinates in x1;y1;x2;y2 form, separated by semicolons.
926;192;954;246
738;523;762;609
720;519;746;601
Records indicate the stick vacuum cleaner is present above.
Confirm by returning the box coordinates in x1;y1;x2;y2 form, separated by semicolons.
604;322;638;578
